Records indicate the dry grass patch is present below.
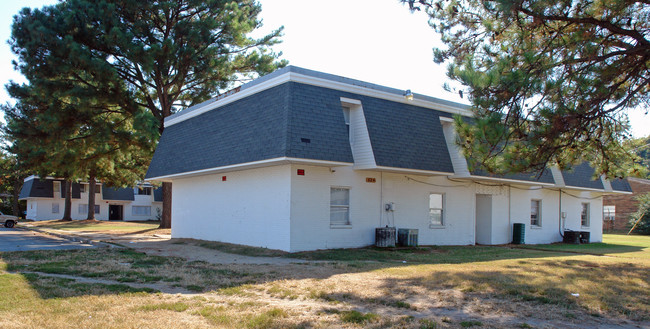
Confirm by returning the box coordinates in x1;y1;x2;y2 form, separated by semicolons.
1;234;649;328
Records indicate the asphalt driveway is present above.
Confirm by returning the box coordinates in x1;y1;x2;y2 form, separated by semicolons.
0;227;95;252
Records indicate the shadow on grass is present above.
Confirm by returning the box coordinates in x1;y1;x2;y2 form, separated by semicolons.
1;237;648;323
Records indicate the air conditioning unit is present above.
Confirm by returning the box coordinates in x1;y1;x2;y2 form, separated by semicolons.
398;228;418;247
375;227;396;247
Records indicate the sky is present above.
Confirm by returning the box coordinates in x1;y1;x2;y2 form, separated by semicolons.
0;0;648;137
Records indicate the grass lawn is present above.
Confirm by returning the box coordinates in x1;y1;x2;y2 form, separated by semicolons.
517;234;650;259
24;219;165;235
1;234;648;328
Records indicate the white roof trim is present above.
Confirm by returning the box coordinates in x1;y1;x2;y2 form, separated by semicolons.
165;71;473;127
451;175;557;187
372;166;452;176
145;157;353;182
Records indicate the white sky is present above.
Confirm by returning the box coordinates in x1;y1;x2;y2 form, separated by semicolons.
0;0;648;137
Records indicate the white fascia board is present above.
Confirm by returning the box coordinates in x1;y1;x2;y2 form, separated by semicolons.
166;72;473;127
371;166;452;176
451;175;557;187
145;157;353;182
562;185;631;194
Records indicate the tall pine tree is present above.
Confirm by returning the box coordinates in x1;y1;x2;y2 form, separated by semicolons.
10;0;287;228
406;0;649;178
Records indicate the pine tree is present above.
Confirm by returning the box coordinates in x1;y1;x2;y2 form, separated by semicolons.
10;0;287;228
406;0;649;178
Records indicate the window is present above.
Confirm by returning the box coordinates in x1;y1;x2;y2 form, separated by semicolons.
80;184;100;193
53;181;61;195
581;203;590;227
429;193;444;227
603;205;615;222
137;187;152;195
330;187;350;226
52;203;59;214
132;206;151;216
79;204;100;214
531;200;541;227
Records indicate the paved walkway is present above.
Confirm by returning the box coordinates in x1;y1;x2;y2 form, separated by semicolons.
0;227;95;251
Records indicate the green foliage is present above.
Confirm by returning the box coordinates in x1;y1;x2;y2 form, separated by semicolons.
625;136;650;178
407;0;649;178
630;192;650;235
7;0;287;226
339;310;379;324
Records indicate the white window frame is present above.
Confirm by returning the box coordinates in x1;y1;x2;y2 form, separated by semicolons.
531;199;542;227
603;205;615;222
132;206;152;216
581;203;590;227
79;204;100;214
330;186;351;228
52;203;59;214
79;184;86;193
429;193;445;228
53;181;61;195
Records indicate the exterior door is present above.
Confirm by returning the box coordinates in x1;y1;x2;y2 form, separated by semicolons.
109;205;123;221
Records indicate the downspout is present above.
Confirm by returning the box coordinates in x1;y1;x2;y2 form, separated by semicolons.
379;171;384;227
508;185;512;243
559;189;564;237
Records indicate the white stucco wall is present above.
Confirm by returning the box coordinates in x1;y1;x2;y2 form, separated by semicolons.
162;164;605;251
289;165;477;252
170;165;292;251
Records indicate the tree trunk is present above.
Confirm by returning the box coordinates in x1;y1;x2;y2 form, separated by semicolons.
159;182;172;228
86;174;96;220
62;179;72;221
11;176;22;217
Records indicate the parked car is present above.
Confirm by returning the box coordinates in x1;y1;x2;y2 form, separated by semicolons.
0;211;18;228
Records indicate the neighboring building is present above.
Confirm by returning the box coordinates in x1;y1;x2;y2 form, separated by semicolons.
19;176;162;221
603;177;650;231
145;66;631;252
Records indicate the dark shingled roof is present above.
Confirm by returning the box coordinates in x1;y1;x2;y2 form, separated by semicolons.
562;162;604;190
610;178;633;192
20;178;80;199
146;81;457;179
102;186;135;201
153;187;163;202
146;83;292;178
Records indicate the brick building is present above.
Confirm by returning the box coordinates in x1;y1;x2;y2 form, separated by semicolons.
603;177;650;231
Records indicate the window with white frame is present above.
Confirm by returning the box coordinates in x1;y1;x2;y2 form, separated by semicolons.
52;203;59;214
429;193;444;227
581;203;590;227
79;204;100;214
132;206;151;216
603;205;615;222
53;181;61;195
531;200;541;227
330;187;350;226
